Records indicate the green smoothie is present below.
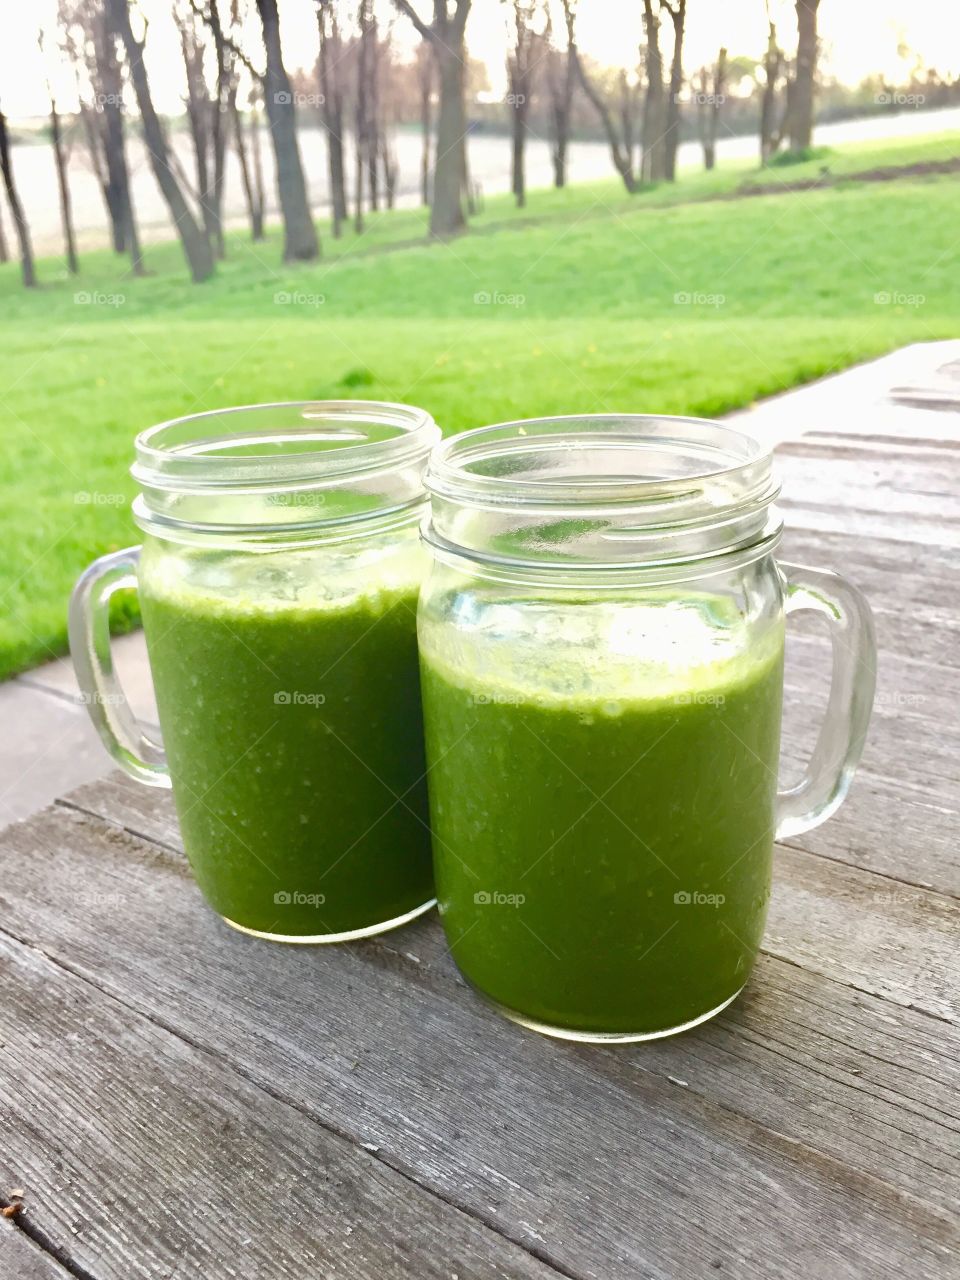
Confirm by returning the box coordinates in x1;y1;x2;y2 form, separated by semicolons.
419;593;784;1036
140;541;433;938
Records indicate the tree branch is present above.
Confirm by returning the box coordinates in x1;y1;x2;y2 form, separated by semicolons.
392;0;433;43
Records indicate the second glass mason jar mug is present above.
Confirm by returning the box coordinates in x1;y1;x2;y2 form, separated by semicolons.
418;414;876;1042
70;401;440;942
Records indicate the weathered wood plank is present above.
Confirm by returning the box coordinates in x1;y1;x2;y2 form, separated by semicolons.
780;633;959;895
0;930;565;1280
779;528;959;674
60;755;960;1020
775;441;960;547
0;1218;73;1280
0;802;956;1279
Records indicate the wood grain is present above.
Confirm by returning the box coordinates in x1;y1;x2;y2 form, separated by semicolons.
0;801;956;1279
0;929;565;1280
0;1218;74;1280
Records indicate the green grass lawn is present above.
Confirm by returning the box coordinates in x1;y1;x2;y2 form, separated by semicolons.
0;130;957;678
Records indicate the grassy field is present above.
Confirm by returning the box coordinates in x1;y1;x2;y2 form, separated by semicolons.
0;130;957;678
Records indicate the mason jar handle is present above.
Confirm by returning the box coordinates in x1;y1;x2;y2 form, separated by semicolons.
776;561;875;840
68;546;170;789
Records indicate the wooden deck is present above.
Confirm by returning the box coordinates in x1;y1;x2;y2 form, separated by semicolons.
0;424;957;1279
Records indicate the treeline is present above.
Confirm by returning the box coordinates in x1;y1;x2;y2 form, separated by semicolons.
0;0;955;288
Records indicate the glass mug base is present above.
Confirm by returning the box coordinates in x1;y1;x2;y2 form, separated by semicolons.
464;979;746;1044
221;897;437;945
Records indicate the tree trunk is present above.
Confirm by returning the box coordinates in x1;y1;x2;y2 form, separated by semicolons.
250;105;267;240
231;94;263;240
696;50;726;171
317;0;347;236
125;181;145;277
511;106;525;206
0;109;37;287
760;22;782;164
210;2;228;258
663;0;685;181
418;48;432;206
256;0;319;261
392;0;470;237
0;195;9;263
547;9;576;189
432;42;467;236
789;0;820;150
641;0;665;182
569;43;636;192
78;101;122;252
108;0;214;282
50;100;78;274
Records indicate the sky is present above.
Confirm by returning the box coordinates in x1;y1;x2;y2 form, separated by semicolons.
2;0;958;120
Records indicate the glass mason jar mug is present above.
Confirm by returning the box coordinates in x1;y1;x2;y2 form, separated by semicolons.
70;401;440;942
418;415;876;1042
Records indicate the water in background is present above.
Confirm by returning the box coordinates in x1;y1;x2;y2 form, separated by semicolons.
11;104;960;256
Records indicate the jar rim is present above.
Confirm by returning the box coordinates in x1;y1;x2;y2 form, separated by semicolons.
423;414;781;573
132;400;439;492
131;400;440;544
426;414;772;507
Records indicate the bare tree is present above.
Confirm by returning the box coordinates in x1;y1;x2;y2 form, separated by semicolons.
232;86;266;239
661;0;685;181
415;41;433;205
504;0;540;208
695;47;727;170
0;106;37;287
788;0;821;150
107;0;214;282
62;0;144;274
544;1;576;188
377;24;401;208
192;1;266;243
361;0;380;211
39;30;79;274
256;0;320;260
640;0;664;182
393;0;472;239
316;0;348;236
759;17;783;164
565;0;638;192
0;196;8;263
184;0;233;258
176;4;221;255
